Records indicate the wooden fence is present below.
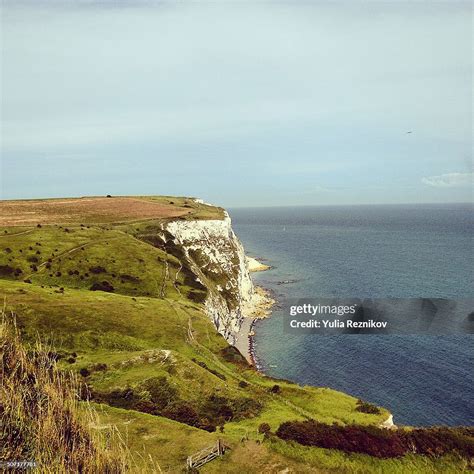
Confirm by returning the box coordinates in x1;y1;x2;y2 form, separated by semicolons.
186;439;229;470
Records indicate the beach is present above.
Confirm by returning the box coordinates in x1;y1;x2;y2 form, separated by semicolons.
234;257;274;365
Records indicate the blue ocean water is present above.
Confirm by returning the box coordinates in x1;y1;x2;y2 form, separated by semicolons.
230;204;474;426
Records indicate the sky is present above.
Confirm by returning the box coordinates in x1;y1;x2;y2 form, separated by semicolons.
1;0;472;207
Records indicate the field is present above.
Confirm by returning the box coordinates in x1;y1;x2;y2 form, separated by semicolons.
0;196;469;473
0;195;224;226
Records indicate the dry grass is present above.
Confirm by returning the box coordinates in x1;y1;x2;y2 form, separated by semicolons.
0;310;130;473
0;196;190;226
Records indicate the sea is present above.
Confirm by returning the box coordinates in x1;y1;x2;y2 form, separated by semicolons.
230;203;474;427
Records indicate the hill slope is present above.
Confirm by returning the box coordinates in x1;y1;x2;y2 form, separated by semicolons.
0;196;468;473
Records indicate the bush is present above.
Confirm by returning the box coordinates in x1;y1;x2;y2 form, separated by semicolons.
270;385;281;394
238;380;249;388
221;346;247;366
162;401;200;427
91;363;107;372
89;266;107;274
79;368;90;377
258;423;271;436
99;388;141;410
193;359;226;380
232;397;263;420
140;376;177;410
90;281;114;293
119;274;140;283
0;265;15;276
201;395;234;424
356;399;381;414
276;421;406;458
404;427;474;459
187;289;207;304
133;400;157;415
276;421;474;459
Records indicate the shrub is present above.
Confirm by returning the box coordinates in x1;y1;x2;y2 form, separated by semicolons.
356;399;381;414
0;265;15;276
232;397;263;420
270;385;281;394
193;359;226;380
201;395;234;423
198;418;217;433
276;421;406;458
90;281;114;293
403;427;474;459
258;423;271;436
89;266;107;274
91;363;107;372
221;346;248;366
79;368;90;377
238;380;249;388
119;274;140;283
133;400;157;415
162;401;201;427
27;256;39;263
99;388;141;410
276;421;474;460
187;289;207;304
140;376;177;410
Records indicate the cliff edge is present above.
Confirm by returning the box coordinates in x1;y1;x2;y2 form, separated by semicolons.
164;210;254;345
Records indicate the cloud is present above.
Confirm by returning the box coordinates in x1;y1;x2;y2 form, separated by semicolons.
421;172;473;188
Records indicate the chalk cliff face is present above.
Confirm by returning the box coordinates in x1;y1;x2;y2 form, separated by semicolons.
164;212;254;344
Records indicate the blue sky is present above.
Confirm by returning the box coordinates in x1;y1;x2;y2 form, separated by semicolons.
1;0;472;206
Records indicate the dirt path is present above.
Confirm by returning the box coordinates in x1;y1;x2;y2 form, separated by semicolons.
24;236;123;279
0;229;35;238
167;300;315;421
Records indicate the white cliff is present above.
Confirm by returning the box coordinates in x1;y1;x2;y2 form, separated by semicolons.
164;212;254;344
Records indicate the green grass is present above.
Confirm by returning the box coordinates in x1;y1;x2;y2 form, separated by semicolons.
1;196;467;472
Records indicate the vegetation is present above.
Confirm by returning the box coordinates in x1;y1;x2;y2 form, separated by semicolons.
0;313;129;473
0;196;470;472
276;420;474;460
356;398;381;415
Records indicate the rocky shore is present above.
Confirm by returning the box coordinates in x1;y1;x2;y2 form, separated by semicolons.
234;258;275;365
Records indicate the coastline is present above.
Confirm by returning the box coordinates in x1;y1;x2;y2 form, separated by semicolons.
234;257;275;366
246;256;271;272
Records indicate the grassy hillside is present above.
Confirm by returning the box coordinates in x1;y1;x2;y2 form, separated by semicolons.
0;314;129;473
0;196;469;472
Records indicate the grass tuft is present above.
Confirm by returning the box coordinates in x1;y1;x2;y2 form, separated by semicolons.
0;310;130;473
